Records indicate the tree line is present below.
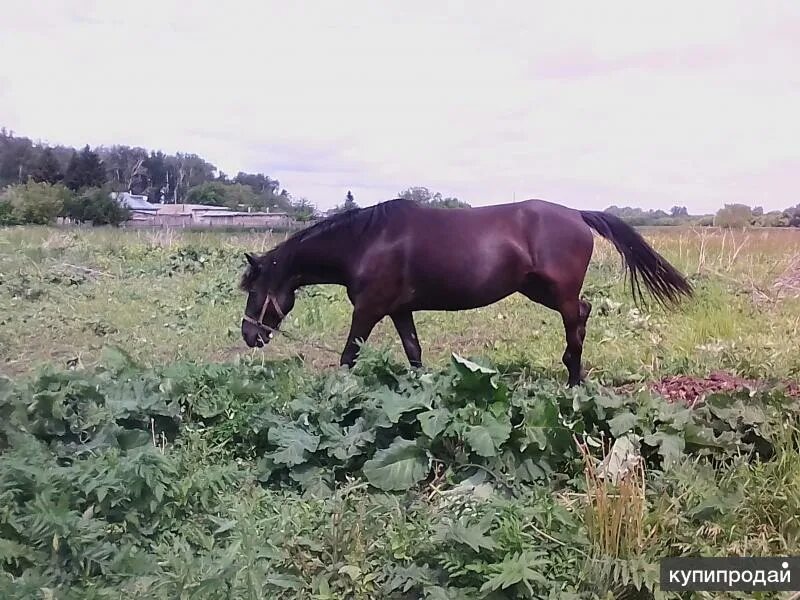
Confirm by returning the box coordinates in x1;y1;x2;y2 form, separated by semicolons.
3;127;797;229
0;128;315;221
1;129;475;226
326;187;471;215
605;203;800;228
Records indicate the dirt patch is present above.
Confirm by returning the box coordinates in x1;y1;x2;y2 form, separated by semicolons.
620;371;800;408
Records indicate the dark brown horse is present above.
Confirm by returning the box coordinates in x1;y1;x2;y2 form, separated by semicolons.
240;198;692;385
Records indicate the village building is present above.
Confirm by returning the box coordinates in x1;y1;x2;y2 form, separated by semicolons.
112;192;295;229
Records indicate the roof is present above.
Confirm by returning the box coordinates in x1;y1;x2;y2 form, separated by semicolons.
114;192;158;211
155;203;231;214
203;211;289;218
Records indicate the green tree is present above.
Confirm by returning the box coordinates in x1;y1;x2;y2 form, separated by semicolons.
1;181;72;224
2;129;294;209
670;206;688;217
185;181;259;209
185;181;230;206
291;197;316;221
0;194;21;225
64;146;106;191
0;130;34;186
398;186;434;204
398;186;470;208
62;187;130;226
606;205;692;226
29;147;64;184
714;204;753;228
431;195;470;209
756;211;788;227
784;204;800;227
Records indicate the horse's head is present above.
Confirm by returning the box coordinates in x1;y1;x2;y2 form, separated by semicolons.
239;252;296;348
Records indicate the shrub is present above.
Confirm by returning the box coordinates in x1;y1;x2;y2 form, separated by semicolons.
0;181;72;225
63;187;131;226
714;204;753;228
185;181;259;209
0;197;20;225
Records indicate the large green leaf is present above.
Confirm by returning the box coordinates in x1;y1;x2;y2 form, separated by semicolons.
289;464;333;497
465;413;512;457
644;430;685;470
266;424;320;467
480;551;548;593
451;353;500;393
318;418;375;461
0;376;13;402
521;398;559;451
436;515;496;552
705;393;767;429
683;422;738;450
418;408;452;439
608;411;639;437
451;353;497;376
516;457;549;482
374;388;432;423
362;437;430;491
266;574;304;590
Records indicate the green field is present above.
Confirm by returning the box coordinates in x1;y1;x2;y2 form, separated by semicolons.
1;225;800;599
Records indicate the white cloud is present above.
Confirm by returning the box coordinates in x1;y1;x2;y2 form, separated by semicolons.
1;0;798;212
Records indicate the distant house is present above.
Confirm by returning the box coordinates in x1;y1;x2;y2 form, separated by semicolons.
111;195;297;229
113;192;158;213
197;210;292;228
110;192;159;224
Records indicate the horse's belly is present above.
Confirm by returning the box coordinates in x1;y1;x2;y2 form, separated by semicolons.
384;230;531;312
405;263;524;311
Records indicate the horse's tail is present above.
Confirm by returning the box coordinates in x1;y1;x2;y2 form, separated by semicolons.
579;210;693;308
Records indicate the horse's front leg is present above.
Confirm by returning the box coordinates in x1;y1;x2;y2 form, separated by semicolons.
390;311;423;368
340;308;381;368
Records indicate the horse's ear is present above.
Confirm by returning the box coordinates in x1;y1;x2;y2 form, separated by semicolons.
244;253;258;269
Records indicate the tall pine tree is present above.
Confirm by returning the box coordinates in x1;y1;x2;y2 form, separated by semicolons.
64;145;106;191
30;148;63;184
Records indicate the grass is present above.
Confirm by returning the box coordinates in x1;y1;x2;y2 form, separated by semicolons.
1;225;799;381
2;223;800;599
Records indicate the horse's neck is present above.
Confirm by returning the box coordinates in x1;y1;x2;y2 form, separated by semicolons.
286;234;355;288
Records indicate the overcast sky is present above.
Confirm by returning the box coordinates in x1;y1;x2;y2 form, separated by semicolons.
1;0;798;212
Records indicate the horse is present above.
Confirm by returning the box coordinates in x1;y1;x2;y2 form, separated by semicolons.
239;198;692;386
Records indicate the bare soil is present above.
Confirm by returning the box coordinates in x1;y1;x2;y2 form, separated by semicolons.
621;371;800;407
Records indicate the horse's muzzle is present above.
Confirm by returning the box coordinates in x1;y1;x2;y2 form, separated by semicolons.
242;319;268;348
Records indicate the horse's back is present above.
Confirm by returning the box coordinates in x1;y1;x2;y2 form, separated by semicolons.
382;197;594;264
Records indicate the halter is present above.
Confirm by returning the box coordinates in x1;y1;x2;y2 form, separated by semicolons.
242;294;285;335
240;293;341;356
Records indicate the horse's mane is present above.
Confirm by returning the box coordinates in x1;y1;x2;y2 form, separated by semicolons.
285;198;403;245
239;198;409;290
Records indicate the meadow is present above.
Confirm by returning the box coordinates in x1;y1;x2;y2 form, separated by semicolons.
1;224;800;599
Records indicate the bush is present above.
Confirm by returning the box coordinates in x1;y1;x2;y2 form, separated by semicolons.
1;348;798;598
697;215;714;226
185;181;259;209
0;181;72;225
63;187;131;226
755;211;788;228
714;203;753;228
0;197;20;225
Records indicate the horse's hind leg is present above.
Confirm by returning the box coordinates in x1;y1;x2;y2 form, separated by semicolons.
520;277;590;386
557;298;586;387
578;299;592;345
